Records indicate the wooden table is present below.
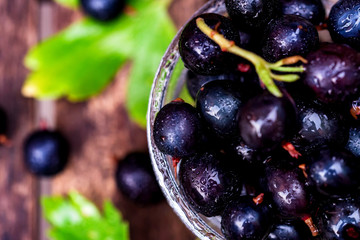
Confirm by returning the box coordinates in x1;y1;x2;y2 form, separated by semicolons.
0;0;205;239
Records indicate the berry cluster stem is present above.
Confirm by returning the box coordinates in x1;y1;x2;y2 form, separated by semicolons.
196;17;307;97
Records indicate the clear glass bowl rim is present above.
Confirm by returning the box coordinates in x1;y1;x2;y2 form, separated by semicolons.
146;0;226;239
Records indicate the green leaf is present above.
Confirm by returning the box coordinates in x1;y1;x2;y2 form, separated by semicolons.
42;192;129;240
125;0;176;127
23;0;177;127
54;0;79;9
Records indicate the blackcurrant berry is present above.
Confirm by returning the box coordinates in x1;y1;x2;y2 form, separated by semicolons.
303;43;360;105
239;92;297;152
23;130;69;177
261;15;319;63
225;0;280;31
153;99;203;158
196;80;246;140
307;147;360;197
179;151;242;217
221;195;273;240
279;0;325;25
328;0;360;51
80;0;125;22
115;152;164;205
179;13;241;75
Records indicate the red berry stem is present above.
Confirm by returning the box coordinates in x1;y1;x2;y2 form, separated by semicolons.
302;216;320;237
282;141;302;158
252;193;265;205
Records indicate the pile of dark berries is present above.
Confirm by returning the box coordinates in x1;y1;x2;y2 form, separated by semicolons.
152;0;360;239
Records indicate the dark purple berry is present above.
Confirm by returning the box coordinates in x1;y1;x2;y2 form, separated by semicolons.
239;92;297;152
266;219;312;240
225;0;280;30
346;126;360;158
262;15;319;63
196;80;247;139
179;13;241;75
306;148;360;197
303;43;360;104
178;151;242;217
185;67;259;100
266;162;309;218
23;130;69;177
221;195;273;240
317;196;360;240
292;98;348;155
328;0;360;51
153;99;203;158
185;70;241;100
115;152;164;205
279;0;325;25
80;0;125;21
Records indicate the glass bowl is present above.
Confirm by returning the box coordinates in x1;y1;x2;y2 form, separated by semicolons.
146;0;227;239
146;0;338;239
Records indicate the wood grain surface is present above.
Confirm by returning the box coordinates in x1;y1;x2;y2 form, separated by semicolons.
0;0;205;239
0;0;39;240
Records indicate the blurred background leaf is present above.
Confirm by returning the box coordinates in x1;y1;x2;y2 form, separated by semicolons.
54;0;79;8
23;0;182;128
42;192;129;240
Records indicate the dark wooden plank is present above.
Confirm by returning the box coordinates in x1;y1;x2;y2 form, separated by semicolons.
0;0;39;239
48;0;206;239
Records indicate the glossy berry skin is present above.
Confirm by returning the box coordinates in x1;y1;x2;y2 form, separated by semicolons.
179;151;242;217
307;148;360;197
262;15;319;63
226;137;264;164
346;126;360;158
153;100;203;158
317;196;360;240
23;130;69;177
179;13;241;75
115;152;164;205
221;196;273;240
265;162;309;218
186;68;259;100
196;80;245;139
186;70;240;100
266;219;312;240
225;0;280;30
328;0;360;51
303;43;360;105
292;98;348;155
239;92;296;152
279;0;325;25
80;0;125;21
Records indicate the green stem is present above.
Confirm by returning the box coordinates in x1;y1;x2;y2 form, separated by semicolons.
270;73;300;82
196;17;306;98
270;66;305;73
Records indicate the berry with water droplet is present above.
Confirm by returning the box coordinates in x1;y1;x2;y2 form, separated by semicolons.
328;0;360;51
303;43;360;105
179;151;242;217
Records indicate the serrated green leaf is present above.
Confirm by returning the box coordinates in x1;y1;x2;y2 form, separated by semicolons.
68;191;101;218
42;192;129;240
23;0;176;124
42;196;83;227
54;0;79;9
23;15;134;100
125;0;177;127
